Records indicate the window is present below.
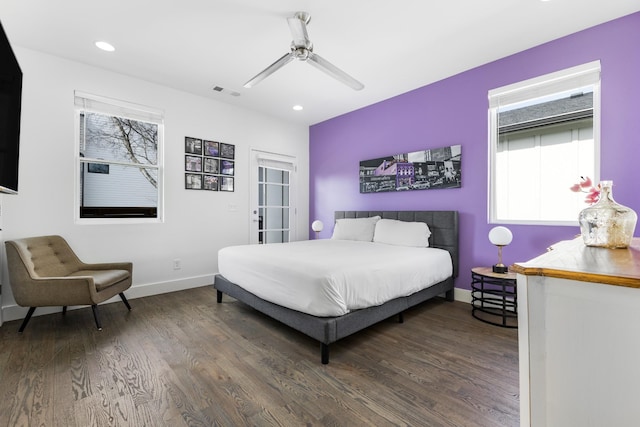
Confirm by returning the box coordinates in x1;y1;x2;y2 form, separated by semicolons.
75;92;164;221
488;61;600;225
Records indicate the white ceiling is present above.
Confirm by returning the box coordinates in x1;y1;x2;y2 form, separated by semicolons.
1;0;639;126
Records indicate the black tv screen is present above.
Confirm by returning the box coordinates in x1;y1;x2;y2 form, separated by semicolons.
0;21;22;195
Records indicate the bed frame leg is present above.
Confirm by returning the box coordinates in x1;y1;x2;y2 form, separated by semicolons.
445;289;455;302
321;343;329;364
216;290;223;303
398;312;404;323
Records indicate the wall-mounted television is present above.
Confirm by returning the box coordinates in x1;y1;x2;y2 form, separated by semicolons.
0;21;22;195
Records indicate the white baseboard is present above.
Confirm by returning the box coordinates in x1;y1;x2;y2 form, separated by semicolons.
454;287;472;304
1;279;471;325
0;274;214;324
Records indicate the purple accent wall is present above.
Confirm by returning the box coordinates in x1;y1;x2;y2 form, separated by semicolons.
309;12;640;291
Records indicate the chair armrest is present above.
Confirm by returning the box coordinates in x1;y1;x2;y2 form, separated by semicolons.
77;261;133;274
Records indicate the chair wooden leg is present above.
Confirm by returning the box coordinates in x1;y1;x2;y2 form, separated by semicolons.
91;305;103;331
62;306;67;315
119;293;132;311
18;307;37;333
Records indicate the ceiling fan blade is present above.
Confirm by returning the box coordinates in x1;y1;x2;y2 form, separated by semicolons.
307;52;364;91
244;52;295;88
287;12;311;48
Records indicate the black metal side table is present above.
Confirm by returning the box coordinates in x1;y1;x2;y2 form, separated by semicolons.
471;267;517;328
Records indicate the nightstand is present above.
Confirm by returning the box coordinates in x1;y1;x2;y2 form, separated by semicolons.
471;267;517;328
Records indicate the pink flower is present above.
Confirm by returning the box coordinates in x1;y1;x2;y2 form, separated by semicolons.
570;176;600;205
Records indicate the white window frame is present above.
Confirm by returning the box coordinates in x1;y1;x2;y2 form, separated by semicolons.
74;91;164;224
488;61;601;225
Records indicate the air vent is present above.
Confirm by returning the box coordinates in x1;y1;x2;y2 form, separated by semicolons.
212;85;241;97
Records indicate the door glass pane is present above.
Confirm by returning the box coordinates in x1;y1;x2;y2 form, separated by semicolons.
265;184;285;206
266;168;284;183
265;207;289;229
265;231;289;244
265;207;278;229
257;165;291;244
259;207;264;228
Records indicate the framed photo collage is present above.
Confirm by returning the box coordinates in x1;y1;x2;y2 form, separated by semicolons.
184;136;234;192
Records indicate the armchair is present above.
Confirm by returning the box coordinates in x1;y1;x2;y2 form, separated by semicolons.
4;235;132;332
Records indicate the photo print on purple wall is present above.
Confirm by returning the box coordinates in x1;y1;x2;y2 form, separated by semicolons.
359;144;461;193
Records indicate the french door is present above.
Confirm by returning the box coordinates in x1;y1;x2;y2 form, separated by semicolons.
249;150;296;244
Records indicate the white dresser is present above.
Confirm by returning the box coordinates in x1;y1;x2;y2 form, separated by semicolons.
513;237;640;427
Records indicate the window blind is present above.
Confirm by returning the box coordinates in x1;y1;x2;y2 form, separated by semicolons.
257;154;296;171
488;61;600;108
74;91;164;123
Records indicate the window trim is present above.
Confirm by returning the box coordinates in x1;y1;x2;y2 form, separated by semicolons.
488;61;601;226
74;91;164;224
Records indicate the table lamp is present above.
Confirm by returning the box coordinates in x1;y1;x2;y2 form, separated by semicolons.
311;220;324;239
489;226;513;273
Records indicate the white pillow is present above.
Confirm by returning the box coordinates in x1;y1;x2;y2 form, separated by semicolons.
331;216;381;242
373;219;431;247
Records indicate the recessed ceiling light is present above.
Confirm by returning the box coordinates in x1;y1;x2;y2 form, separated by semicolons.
95;41;115;52
293;105;303;111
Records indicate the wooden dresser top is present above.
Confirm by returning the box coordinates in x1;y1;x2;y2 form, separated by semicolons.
511;237;640;289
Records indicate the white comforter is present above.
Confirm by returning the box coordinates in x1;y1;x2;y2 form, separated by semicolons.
218;239;453;317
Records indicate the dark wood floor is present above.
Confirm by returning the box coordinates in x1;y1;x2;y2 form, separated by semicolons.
0;286;519;426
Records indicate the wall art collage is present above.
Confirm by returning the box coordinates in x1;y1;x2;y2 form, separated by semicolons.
184;136;234;191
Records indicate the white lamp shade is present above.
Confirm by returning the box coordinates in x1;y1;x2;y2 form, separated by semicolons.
311;220;324;232
488;226;513;246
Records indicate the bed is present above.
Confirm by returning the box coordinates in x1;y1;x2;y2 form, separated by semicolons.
214;210;459;364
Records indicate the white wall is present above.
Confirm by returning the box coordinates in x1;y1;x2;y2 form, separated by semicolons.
0;47;309;322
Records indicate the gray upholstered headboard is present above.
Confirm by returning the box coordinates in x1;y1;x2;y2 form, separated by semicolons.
334;211;459;278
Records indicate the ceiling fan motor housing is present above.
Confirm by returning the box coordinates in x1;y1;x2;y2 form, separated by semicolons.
292;45;312;60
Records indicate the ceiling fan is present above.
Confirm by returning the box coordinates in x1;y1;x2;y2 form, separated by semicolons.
244;11;364;91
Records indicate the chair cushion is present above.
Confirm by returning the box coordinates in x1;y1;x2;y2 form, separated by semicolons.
70;269;131;291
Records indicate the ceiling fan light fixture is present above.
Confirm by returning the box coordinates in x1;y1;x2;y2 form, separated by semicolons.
95;41;115;52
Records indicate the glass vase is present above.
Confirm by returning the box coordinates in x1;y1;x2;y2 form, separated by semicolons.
578;180;637;248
